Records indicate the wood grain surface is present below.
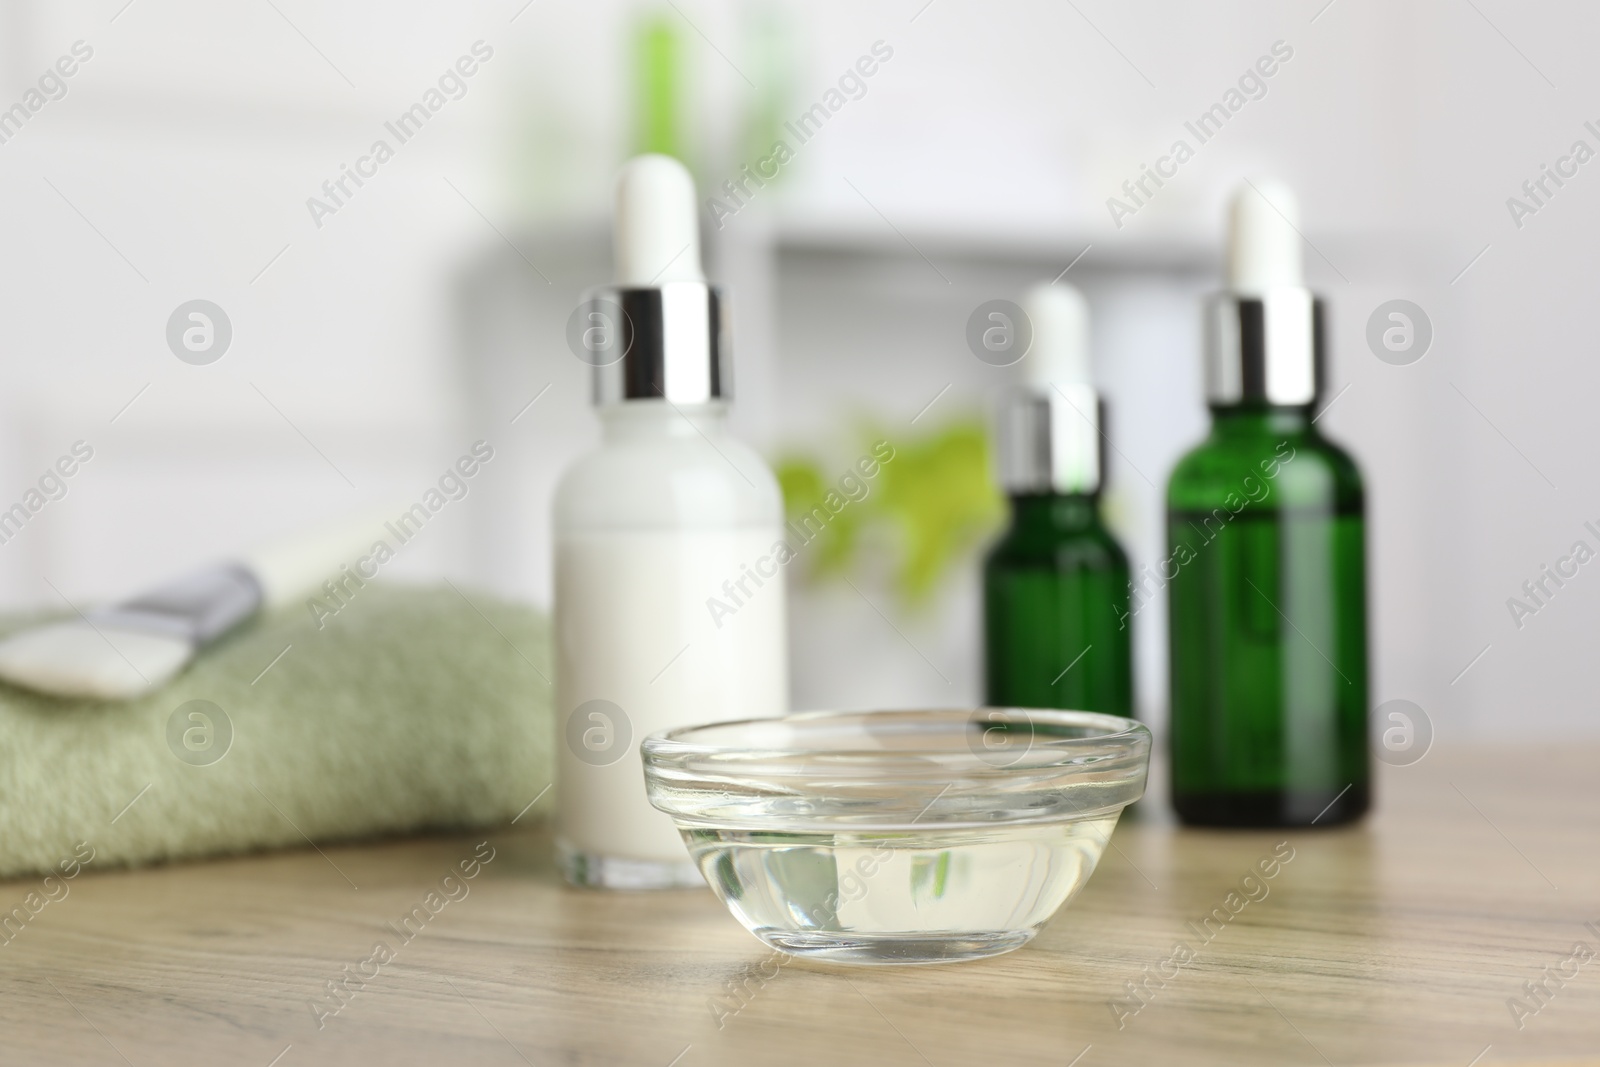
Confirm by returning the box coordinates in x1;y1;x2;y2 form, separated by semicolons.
1;744;1597;1066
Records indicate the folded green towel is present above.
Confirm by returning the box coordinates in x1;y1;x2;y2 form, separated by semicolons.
0;584;551;881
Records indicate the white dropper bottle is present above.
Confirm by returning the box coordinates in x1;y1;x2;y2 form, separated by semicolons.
553;155;789;890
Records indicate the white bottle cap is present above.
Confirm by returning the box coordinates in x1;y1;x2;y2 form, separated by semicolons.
1021;282;1091;387
613;154;705;286
998;282;1101;494
1205;179;1321;406
590;155;726;406
1227;179;1303;294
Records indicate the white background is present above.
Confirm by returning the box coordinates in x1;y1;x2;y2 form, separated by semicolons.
0;0;1591;739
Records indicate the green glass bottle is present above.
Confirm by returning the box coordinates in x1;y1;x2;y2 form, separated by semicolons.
1165;181;1369;827
983;284;1134;715
985;492;1133;713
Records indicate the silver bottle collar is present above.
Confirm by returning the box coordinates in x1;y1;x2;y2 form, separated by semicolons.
91;563;263;645
1204;289;1323;406
588;281;728;406
996;383;1103;495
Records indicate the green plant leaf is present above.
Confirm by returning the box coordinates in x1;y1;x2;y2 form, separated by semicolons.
774;415;1004;609
873;417;1004;605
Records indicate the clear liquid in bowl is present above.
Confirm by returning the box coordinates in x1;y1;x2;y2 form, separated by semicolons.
681;816;1118;964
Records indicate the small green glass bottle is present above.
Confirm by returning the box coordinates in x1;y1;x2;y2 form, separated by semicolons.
984;284;1134;715
1165;181;1369;827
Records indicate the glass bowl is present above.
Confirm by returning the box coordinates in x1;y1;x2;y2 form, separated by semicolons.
641;708;1150;965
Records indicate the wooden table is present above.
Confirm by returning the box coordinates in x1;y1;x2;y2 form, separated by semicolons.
2;744;1597;1066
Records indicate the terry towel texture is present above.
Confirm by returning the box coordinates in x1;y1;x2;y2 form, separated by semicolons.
0;585;552;881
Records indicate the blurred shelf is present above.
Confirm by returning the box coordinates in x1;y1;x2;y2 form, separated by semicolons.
764;216;1218;274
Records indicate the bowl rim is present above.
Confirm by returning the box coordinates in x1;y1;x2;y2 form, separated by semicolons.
640;707;1151;826
641;707;1150;766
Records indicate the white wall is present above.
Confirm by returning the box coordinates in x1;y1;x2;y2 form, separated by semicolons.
0;0;1590;739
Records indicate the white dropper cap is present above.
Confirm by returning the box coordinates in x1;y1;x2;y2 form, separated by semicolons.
1021;282;1091;387
613;154;705;286
999;282;1101;493
1227;179;1303;294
